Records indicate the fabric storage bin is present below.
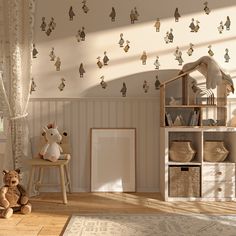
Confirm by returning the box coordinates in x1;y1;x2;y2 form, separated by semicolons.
169;166;200;197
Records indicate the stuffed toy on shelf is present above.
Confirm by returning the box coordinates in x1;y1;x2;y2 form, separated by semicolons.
40;17;46;31
0;169;32;219
109;7;116;22
224;48;230;63
224;16;231;30
58;78;66;91
103;51;109;65
154;18;160;32
79;63;86;77
32;44;38;59
69;6;75;21
140;51;147;65
82;0;89;13
174;8;181;22
118;33;125;47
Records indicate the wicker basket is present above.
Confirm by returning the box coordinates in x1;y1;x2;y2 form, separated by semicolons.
204;141;229;162
169;141;196;162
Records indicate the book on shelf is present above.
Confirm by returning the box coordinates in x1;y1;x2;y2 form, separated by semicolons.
165;112;173;126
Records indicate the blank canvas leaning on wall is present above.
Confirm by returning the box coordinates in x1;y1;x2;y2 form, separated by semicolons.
91;128;136;192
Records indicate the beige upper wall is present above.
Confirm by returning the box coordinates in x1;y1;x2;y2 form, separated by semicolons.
32;0;236;98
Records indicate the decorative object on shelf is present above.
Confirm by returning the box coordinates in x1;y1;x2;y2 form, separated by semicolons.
40;17;47;31
54;57;61;71
76;30;81;42
58;78;66;91
154;56;160;69
169;97;179;105
124;40;130;52
69;6;75;21
97;57;103;68
120;82;127;97
208;45;214;57
194;20;200;32
155;75;160;90
103;51;109;65
217;21;224;34
80;27;86;41
173;114;184;126
79;63;85;77
30;78;36;94
49;47;56;61
109;7;116;22
174;46;180;60
177;51;183;65
140;51;147;65
82;0;89;13
187;43;194;56
204;141;229;162
32;44;38;58
164;31;170;44
189;18;195;32
203;1;210;15
174;7;181;22
46;17;56;36
154;18;160;32
202;119;216;126
100;76;107;89
118;33;125;47
224;48;230;63
143;80;149;93
224;16;231;30
169;140;196;162
168;28;174;42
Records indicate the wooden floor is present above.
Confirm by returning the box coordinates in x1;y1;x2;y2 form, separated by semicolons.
1;192;236;236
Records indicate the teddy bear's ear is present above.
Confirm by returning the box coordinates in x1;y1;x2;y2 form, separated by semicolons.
3;170;8;175
15;168;21;174
63;132;67;136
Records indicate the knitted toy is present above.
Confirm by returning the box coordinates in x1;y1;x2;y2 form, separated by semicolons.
0;169;31;219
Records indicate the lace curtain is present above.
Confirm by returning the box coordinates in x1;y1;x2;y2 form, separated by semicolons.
0;0;35;184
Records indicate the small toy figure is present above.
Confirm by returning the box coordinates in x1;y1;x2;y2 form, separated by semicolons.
49;17;56;30
109;7;116;22
143;80;149;93
187;43;194;56
79;63;85;77
46;27;52;36
208;45;214;56
203;1;210;15
177;51;183;65
40;17;47;31
80;27;86;41
119;33;125;47
154;56;160;69
194;20;200;32
168;28;174;42
32;44;38;58
82;0;89;13
164;31;169;44
224;48;230;63
120;82;127;97
155;75;160;90
69;6;75;21
174;46;180;60
55;57;61;71
58;78;66;91
217;21;224;34
140;51;147;65
97;57;103;68
224;16;231;30
130;9;135;24
76;30;81;42
134;7;139;21
124;40;130;52
100;76;107;89
174;8;181;22
189;18;195;32
49;47;56;61
30;78;36;94
154;18;160;32
103;51;109;65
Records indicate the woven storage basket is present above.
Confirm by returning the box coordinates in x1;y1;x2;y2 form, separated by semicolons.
204;141;229;162
169;140;196;162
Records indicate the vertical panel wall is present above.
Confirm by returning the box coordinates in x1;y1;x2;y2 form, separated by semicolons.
28;97;160;192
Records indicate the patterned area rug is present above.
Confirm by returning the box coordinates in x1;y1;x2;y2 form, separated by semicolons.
61;213;236;236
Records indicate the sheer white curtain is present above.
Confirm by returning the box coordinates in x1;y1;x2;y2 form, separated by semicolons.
0;0;35;185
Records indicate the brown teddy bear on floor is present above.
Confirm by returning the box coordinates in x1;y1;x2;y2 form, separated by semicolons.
0;169;32;219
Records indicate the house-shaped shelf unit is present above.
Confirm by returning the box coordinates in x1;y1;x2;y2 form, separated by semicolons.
160;71;228;127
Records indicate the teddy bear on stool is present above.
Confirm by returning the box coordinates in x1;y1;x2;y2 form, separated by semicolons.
0;169;32;219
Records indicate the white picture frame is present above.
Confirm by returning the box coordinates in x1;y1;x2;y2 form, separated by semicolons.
91;128;136;192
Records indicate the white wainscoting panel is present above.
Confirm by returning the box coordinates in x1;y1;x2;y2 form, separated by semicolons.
28;98;160;192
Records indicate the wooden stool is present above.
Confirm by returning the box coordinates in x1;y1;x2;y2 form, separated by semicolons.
27;158;71;204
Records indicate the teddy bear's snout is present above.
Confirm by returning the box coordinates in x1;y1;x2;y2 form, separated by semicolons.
11;180;16;184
